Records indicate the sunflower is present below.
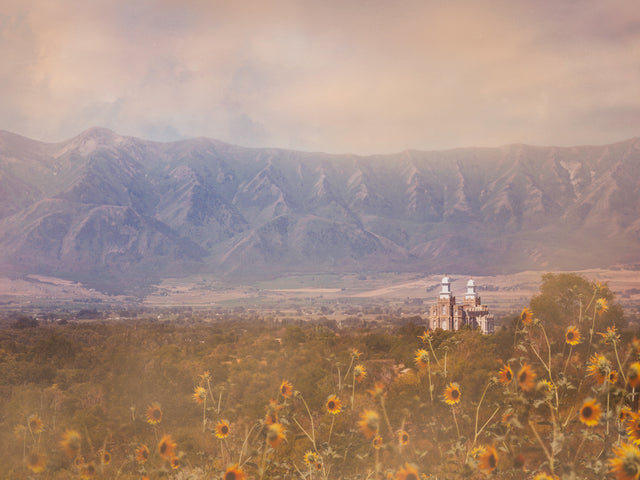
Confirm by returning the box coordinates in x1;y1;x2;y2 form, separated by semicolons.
419;331;433;344
609;442;640;480
517;363;536;392
158;434;177;461
99;450;111;465
279;380;293;398
443;382;461;405
26;450;47;473
478;446;499;475
398;430;410;445
223;464;247;480
395;462;419;480
599;325;620;344
502;411;516;428
266;422;286;448
135;444;150;464
358;410;380;439
414;349;430;369
145;403;163;425
579;399;602;427
625;412;640;444
373;435;383;449
620;407;633;425
520;307;533;326
628;362;640;389
533;473;559;480
14;424;26;439
170;456;181;469
350;347;362;359
215;420;230;439
265;398;281;425
498;364;513;384
537;380;555;396
587;353;611;384
326;394;342;414
354;364;367;382
60;429;82;459
28;414;44;434
80;461;96;480
265;412;278;425
513;453;526;470
565;326;581;345
367;382;386;399
609;370;620;384
199;371;211;383
192;386;207;405
303;451;319;466
73;455;85;469
596;298;609;315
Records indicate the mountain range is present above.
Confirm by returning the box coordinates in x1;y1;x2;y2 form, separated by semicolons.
1;127;639;293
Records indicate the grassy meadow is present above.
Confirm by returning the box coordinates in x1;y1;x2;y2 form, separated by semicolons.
2;273;640;479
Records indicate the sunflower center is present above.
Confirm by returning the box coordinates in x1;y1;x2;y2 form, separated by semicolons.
624;460;639;476
451;389;459;399
583;406;593;418
328;401;335;409
406;474;418;480
402;434;409;442
506;371;512;381
160;443;167;454
225;472;237;480
567;332;574;340
489;454;497;468
222;425;229;434
519;371;528;383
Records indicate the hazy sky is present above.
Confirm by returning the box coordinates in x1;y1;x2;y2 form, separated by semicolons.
2;0;639;154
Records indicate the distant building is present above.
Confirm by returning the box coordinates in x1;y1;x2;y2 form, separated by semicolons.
428;277;494;334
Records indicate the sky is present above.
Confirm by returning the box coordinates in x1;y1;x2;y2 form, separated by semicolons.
1;0;639;155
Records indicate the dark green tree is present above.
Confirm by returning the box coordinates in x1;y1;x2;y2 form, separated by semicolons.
529;273;625;335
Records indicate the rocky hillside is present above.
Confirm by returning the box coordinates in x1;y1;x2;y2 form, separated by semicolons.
1;127;639;292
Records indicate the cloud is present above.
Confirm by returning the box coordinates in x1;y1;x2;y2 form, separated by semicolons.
0;0;639;153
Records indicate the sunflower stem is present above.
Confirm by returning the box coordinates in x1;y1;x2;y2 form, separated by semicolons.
380;396;394;436
298;393;317;448
202;397;207;434
563;344;573;376
328;415;335;446
293;416;316;450
451;406;460;440
351;374;356;411
613;338;628;385
606;382;611;436
238;421;258;466
425;334;442;370
528;419;554;475
466;381;496;461
427;360;433;402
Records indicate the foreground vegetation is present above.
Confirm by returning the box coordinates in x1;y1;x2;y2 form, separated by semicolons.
1;273;639;479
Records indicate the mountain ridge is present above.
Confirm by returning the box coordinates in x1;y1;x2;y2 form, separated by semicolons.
1;128;639;293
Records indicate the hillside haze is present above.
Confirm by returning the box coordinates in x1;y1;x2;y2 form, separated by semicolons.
1;128;639;293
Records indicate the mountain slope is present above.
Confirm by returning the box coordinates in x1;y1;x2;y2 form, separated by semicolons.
1;128;639;292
